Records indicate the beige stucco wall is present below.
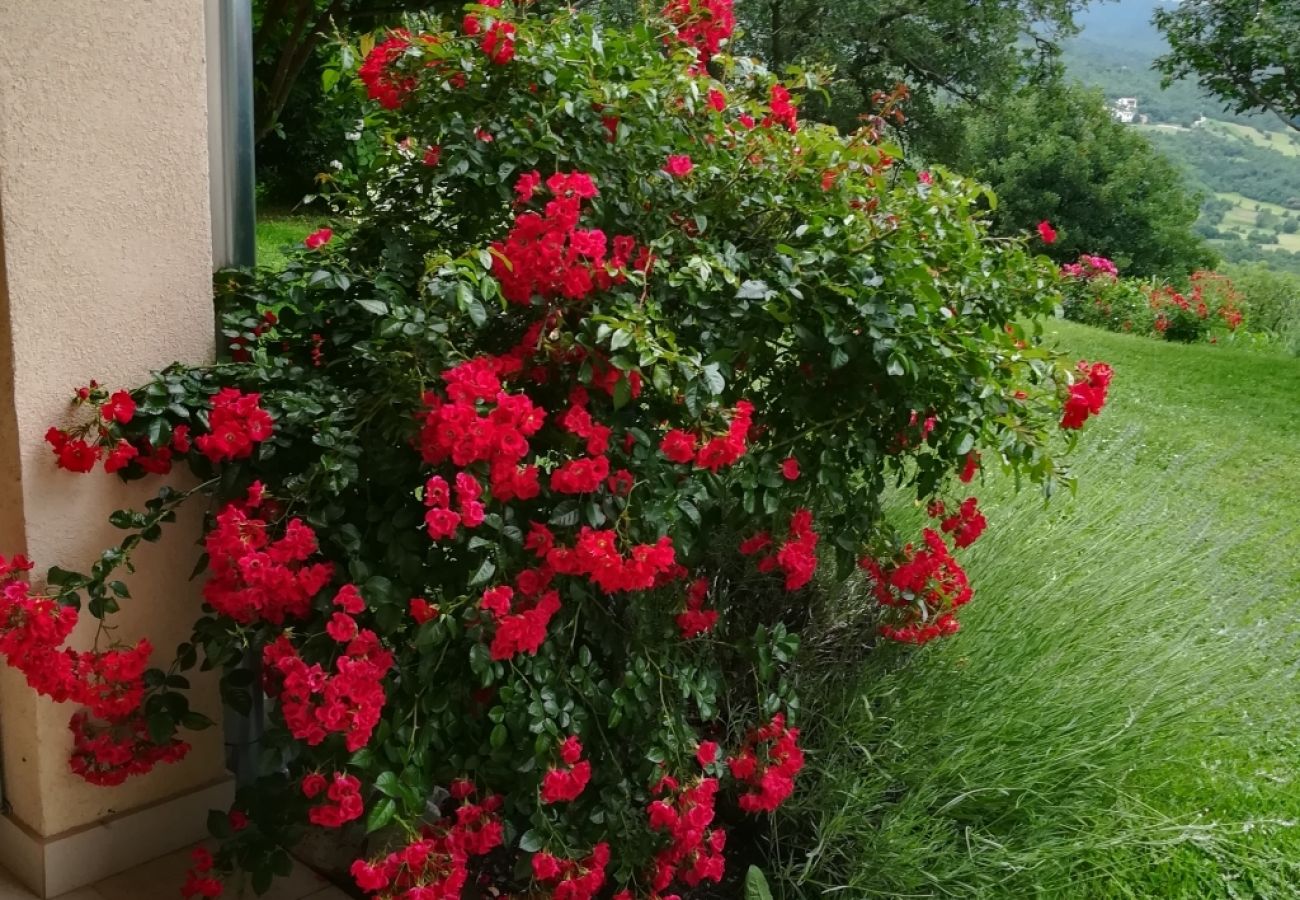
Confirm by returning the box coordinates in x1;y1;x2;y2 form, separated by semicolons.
0;1;226;837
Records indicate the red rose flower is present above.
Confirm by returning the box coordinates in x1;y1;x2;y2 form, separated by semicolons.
101;390;136;424
304;228;333;250
663;155;694;178
409;598;438;624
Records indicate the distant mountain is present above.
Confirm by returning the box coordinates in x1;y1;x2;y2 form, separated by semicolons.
1070;0;1175;57
1061;2;1260;128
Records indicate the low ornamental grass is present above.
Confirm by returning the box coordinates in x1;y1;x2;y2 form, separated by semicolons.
776;321;1300;898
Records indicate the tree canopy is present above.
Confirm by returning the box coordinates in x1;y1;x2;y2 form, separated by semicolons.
578;0;1084;152
953;82;1215;278
1154;0;1300;133
253;0;461;143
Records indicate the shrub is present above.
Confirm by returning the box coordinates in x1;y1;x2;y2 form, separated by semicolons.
1224;262;1300;335
3;3;1103;897
1060;257;1244;344
1059;256;1157;336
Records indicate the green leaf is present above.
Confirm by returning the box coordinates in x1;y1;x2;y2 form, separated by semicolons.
251;866;273;895
613;376;632;409
374;771;401;797
677;500;701;525
356;298;388;316
652;365;673;395
549;502;581;527
182;712;214;730
207;809;232;839
146;415;167;449
745;866;774;900
366;798;397;833
146;712;173;745
469;642;492;675
519;829;545;852
46;565;85;586
490;723;508;748
458;283;488;326
701;363;725;395
468;558;496;587
610;328;633;351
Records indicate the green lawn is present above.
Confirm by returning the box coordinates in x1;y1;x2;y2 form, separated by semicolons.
784;321;1300;897
255;212;328;269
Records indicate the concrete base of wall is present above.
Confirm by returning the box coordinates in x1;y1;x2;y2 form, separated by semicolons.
0;776;233;898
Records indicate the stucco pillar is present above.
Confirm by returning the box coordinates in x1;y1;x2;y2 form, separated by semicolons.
0;2;231;895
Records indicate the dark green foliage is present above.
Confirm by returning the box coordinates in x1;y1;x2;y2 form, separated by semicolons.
952;82;1214;279
1155;0;1300;133
1145;128;1300;208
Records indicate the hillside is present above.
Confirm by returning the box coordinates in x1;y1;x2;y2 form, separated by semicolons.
1063;3;1300;275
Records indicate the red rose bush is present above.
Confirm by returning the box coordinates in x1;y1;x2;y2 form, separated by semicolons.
7;2;1110;896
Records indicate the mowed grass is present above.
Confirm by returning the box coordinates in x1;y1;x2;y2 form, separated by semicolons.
780;321;1300;898
255;212;328;269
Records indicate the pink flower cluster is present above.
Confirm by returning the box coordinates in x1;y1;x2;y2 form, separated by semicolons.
662;0;735;66
44;387;189;476
727;714;805;813
763;84;799;133
202;495;334;625
676;577;718;638
181;847;222;899
1;555;188;786
194;388;274;463
70;709;191;787
740;508;820;590
262;611;394;752
492;171;639;305
423;472;490;540
958;451;980;483
462;2;516;65
480;584;561;661
359;31;419;109
862;529;973;645
552;388;615;493
933;497;987;549
530;843;610;900
659;400;754;472
1061;254;1118;279
350;789;504;898
303;771;364;828
1060;361;1113;430
419;357;545;512
540;736;592;804
547;527;678;594
646;775;726;893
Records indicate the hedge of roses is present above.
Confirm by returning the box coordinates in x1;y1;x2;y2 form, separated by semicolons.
4;3;1110;897
1060;256;1245;343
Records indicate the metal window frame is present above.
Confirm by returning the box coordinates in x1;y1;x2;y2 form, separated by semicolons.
205;0;263;786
